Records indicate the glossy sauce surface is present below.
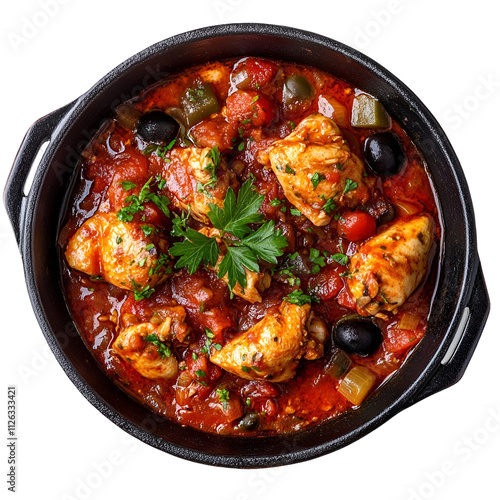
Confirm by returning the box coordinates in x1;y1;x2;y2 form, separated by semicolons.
61;57;440;435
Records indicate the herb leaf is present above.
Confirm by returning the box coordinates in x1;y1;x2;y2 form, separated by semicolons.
343;178;358;195
216;388;230;410
117;177;170;221
218;245;259;290
332;253;349;266
284;289;317;306
311;172;326;190
171;179;287;292
240;220;287;265
169;228;220;273
144;334;171;358
208;179;264;239
120;181;137;190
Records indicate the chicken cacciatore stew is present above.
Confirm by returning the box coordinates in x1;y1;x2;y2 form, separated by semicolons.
60;57;441;435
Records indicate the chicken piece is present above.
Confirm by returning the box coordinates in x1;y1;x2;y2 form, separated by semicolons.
347;215;433;318
198;227;271;303
210;301;322;382
65;213;171;291
258;114;371;226
113;316;181;379
164;146;236;223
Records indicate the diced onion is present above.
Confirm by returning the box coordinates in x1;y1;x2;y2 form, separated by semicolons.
338;366;377;406
398;312;420;330
176;370;191;388
317;95;348;127
393;200;422;216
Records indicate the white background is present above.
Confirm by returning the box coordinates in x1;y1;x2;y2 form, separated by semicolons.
1;1;499;499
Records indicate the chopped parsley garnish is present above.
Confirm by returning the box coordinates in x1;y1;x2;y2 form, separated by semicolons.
311;172;326;190
142;139;176;158
309;248;326;274
202;146;221;190
241;365;250;373
116;235;122;244
141;225;154;237
332;253;349;266
284;289;318;306
171;207;191;238
289;121;296;130
144;334;171;358
340;269;359;279
131;280;155;301
251;95;260;104
170;180;288;291
120;181;137;190
289;208;302;216
195;369;206;378
285;164;296;175
200;328;220;354
216;387;230;409
322;198;336;214
279;268;301;286
117;177;170;222
270;198;282;207
343;178;358;195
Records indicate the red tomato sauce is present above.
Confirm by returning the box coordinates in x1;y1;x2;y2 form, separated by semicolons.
60;57;441;435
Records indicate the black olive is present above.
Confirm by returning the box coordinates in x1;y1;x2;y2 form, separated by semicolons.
333;317;382;357
364;131;406;177
238;410;260;431
136;110;179;144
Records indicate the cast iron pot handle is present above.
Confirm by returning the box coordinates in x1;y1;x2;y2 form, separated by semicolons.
412;263;489;404
4;102;75;247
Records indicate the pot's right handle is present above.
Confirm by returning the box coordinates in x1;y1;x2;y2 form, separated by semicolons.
412;263;489;404
4;102;75;247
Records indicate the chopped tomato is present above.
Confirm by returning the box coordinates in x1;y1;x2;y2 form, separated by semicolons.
309;265;344;300
185;353;222;399
385;327;424;355
105;156;149;211
338;210;377;242
337;286;357;311
245;58;278;88
190;116;237;152
226;90;277;128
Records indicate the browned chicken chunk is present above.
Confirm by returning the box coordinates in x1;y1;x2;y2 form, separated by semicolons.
258;114;371;226
164;146;236;223
65;213;171;291
347;215;433;317
210;301;325;382
113;323;178;379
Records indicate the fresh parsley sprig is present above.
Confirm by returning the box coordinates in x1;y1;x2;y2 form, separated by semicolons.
170;180;288;291
117;176;170;222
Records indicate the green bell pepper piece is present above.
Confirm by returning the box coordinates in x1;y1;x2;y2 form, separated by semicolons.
351;94;390;128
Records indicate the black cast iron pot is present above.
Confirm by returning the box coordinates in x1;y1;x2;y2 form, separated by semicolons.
4;24;490;468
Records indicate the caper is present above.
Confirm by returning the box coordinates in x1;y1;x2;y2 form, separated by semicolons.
238;410;260;431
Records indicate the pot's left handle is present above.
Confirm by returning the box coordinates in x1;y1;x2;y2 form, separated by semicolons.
4;102;75;247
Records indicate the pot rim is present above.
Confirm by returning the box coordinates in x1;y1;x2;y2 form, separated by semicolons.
16;23;485;468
